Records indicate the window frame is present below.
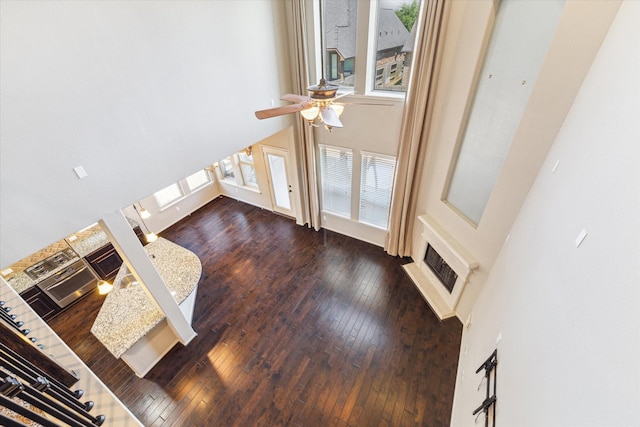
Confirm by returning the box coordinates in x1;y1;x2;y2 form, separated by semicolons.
318;144;354;219
358;151;397;229
308;0;417;100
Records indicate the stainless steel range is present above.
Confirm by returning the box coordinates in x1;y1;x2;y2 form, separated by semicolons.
25;248;98;308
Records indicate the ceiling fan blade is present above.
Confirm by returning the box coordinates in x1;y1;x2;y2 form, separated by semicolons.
255;102;313;120
320;106;343;128
334;91;354;100
281;94;313;104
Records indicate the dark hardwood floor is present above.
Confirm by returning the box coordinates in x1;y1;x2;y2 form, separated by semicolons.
48;196;462;426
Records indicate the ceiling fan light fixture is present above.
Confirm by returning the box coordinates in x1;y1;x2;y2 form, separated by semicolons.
300;106;320;122
307;78;339;100
331;104;345;117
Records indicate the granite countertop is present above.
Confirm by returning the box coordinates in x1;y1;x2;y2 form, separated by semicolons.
6;217;141;294
67;217;141;257
8;257;80;294
90;238;201;358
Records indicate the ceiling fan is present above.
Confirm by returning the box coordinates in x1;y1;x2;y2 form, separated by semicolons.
254;0;348;131
255;80;347;130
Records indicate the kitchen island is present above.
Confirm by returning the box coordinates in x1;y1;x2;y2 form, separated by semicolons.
90;237;201;377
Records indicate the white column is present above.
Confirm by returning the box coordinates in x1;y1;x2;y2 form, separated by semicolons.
99;211;197;345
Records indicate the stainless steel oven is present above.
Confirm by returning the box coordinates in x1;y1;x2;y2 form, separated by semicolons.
36;259;98;308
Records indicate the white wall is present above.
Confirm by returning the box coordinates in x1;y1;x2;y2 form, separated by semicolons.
451;2;640;425
0;0;292;265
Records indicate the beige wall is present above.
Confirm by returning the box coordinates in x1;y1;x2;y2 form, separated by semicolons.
411;0;621;320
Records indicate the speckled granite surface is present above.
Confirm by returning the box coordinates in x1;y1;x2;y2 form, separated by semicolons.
5;217;141;294
67;217;140;257
90;238;201;358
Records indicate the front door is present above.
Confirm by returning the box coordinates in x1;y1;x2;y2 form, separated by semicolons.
262;146;296;218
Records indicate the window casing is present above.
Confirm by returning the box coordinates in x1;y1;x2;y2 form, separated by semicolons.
317;0;421;96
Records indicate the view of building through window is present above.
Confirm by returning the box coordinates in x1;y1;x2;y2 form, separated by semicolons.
323;0;420;92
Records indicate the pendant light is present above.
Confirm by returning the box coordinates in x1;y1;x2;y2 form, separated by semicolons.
133;203;158;243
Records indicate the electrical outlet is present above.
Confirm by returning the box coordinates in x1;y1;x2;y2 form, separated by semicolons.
465;312;473;329
73;166;88;179
496;332;502;345
175;206;181;212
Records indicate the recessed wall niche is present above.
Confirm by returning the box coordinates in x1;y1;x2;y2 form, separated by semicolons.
445;0;565;224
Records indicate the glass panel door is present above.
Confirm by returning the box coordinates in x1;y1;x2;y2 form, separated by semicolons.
262;147;295;217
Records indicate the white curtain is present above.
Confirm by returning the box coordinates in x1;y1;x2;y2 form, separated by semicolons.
385;0;450;257
285;0;321;231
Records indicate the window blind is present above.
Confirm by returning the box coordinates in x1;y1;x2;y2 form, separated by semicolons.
359;152;396;228
319;145;353;217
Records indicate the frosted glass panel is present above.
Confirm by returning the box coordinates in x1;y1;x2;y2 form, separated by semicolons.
446;0;564;224
267;154;291;210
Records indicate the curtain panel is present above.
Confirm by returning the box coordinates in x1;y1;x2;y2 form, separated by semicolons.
285;0;321;231
385;0;450;257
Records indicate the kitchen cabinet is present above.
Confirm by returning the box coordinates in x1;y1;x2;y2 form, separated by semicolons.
20;286;59;321
84;226;145;281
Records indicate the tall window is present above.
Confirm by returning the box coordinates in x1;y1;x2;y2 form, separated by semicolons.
219;157;235;180
154;183;183;209
238;150;257;187
360;152;396;228
186;169;212;191
323;0;357;88
373;0;419;92
215;147;260;190
321;0;420;94
319;145;353;217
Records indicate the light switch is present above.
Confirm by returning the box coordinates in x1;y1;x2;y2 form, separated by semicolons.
73;166;88;179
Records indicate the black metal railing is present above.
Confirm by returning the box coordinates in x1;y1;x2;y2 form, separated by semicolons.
0;301;106;426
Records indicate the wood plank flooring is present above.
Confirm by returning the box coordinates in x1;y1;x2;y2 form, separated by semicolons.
48;196;462;426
